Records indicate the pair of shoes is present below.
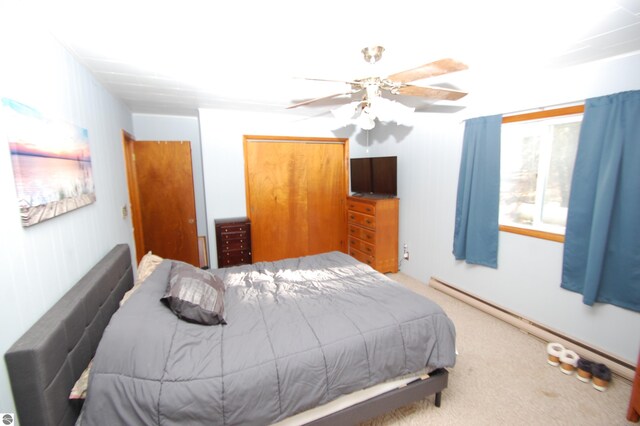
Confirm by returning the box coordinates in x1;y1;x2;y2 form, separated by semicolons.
591;363;612;391
546;343;579;374
575;359;612;391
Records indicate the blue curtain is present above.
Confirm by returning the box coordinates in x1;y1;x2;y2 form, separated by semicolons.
453;115;502;268
561;90;640;312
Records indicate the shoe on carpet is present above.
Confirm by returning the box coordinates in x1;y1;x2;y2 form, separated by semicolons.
546;342;565;366
559;350;579;375
576;358;593;382
591;363;612;391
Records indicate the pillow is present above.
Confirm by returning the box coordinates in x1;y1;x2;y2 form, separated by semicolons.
137;251;164;282
69;360;92;399
161;261;226;325
120;251;164;306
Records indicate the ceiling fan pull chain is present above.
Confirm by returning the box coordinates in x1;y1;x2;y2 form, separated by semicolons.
366;129;370;153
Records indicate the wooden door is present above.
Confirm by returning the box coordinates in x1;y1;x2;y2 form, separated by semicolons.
244;136;348;262
123;136;199;266
306;143;347;255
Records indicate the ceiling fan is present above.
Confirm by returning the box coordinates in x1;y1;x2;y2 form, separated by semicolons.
287;46;469;129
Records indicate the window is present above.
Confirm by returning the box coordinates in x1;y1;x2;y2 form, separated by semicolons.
499;105;584;241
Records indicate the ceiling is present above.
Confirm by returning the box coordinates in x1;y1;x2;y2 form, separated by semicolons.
18;0;640;116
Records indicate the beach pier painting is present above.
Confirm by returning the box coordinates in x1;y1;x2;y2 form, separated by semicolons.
2;98;95;227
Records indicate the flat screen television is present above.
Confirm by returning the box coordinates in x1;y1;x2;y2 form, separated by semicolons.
350;156;397;197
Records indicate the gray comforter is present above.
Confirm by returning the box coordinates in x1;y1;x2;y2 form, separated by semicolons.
80;251;456;425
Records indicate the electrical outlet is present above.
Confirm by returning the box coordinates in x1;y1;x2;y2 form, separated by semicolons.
121;205;128;219
403;244;409;260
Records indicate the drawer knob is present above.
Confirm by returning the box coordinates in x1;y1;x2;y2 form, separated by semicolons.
366;220;371;224
366;207;371;212
350;215;355;219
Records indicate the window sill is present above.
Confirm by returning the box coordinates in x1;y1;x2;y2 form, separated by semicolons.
499;225;565;243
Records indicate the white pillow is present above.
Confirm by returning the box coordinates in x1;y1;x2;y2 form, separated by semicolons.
119;251;163;306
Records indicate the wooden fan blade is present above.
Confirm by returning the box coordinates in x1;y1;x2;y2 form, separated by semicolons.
286;90;359;109
415;104;467;113
397;85;468;101
299;77;360;85
387;58;468;83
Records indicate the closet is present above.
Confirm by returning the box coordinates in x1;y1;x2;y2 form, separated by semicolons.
244;136;348;262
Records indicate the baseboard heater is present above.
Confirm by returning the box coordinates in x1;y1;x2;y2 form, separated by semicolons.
428;277;635;382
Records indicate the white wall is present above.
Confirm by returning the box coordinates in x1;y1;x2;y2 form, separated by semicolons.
0;22;134;418
364;53;640;364
131;113;207;238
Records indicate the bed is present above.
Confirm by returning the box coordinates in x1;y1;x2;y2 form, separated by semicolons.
5;244;456;426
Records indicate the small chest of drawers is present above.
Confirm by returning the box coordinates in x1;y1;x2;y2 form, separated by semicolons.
214;217;252;268
347;196;399;274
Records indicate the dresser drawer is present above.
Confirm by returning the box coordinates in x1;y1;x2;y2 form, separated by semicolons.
218;229;248;241
222;249;251;259
349;247;375;267
348;211;376;229
220;253;251;267
219;232;249;245
348;224;375;242
221;239;250;251
347;200;376;215
218;224;248;234
348;237;375;256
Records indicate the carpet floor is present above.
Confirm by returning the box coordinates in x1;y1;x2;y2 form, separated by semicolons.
362;273;634;426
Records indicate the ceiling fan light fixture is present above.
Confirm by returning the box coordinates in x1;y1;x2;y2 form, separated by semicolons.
374;97;415;125
357;107;376;130
330;96;415;129
369;97;393;123
331;101;360;126
361;46;385;64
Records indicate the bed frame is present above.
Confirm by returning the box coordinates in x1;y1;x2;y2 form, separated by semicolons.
5;245;133;426
4;244;448;426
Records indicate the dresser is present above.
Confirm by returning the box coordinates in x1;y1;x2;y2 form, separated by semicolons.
214;217;252;267
347;196;399;274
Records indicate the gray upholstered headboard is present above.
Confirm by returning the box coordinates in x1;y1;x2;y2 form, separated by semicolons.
5;244;134;426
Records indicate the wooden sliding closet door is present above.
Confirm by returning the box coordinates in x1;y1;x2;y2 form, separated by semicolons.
244;136;348;262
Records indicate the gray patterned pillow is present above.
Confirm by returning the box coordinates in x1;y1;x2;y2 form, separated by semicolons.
161;261;226;325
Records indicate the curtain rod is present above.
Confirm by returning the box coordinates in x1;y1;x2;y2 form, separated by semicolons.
502;99;585;118
462;99;586;123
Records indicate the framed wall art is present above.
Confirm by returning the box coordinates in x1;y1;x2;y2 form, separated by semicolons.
2;98;95;227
